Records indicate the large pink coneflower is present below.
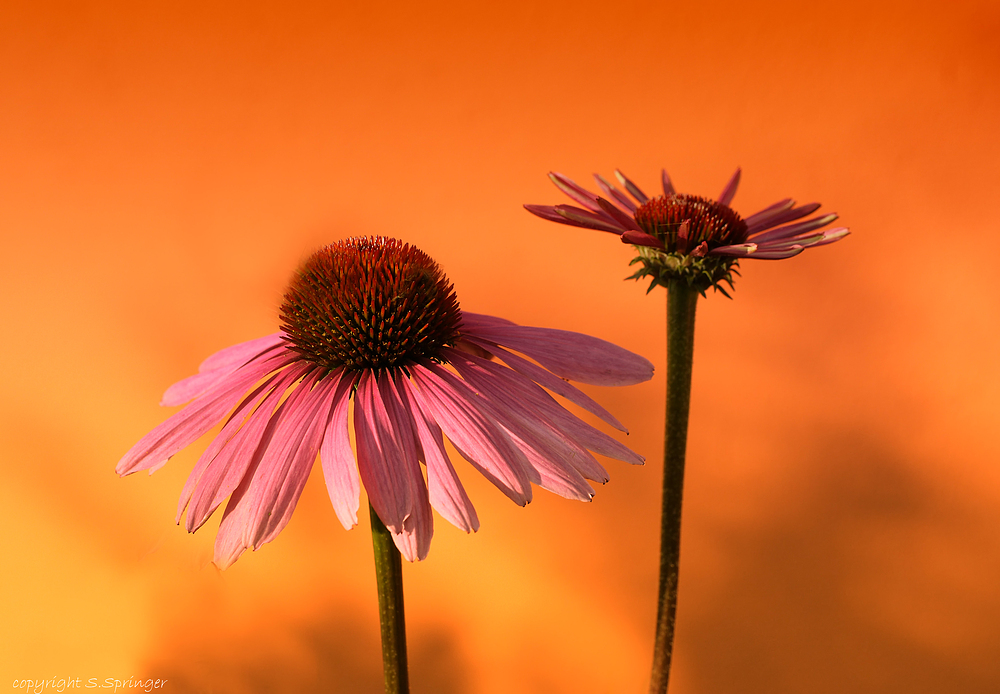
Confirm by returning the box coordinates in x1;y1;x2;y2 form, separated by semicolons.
526;166;849;694
117;236;652;568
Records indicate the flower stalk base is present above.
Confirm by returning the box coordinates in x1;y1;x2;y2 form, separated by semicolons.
370;502;410;694
649;281;698;694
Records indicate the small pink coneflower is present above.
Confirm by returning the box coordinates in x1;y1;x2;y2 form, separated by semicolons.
526;167;849;294
117;237;652;568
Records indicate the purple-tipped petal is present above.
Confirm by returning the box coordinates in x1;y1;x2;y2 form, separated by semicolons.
614;169;650;204
548;172;603;212
117;350;294;476
410;362;533;505
596;197;643;232
462;324;654;387
621;229;666;249
661;169;675;196
746;202;822;235
718;167;741;207
593;174;638;213
462;336;628;432
553;205;628;234
398;377;479;533
749;213;839;244
320;371;361;530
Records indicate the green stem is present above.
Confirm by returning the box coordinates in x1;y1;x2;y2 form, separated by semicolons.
649;281;698;694
370;502;410;694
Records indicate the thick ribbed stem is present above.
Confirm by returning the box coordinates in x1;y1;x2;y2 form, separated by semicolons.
370;502;410;694
649;281;698;694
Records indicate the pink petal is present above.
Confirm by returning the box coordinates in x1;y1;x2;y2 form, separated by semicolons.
213;370;335;567
446;350;605;493
397;377;479;533
117;350;294;476
597;197;643;232
162;333;285;406
593;173;638;213
461;336;628;432
717;167;741;207
524;204;589;228
553;204;628;234
459;323;654;387
548;172;603;212
383;372;434;561
621;229;666;249
448;348;642;467
749;213;839;244
661;169;676;196
459;311;516;330
319;370;361;530
176;368;291;526
746;202;822;235
614;169;650;204
743;198;794;228
353;372;412;532
410;362;533;505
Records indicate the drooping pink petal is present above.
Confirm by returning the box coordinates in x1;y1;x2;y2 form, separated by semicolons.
459;323;654;387
184;362;313;532
447;348;642;467
661;169;676;196
746;202;822;235
553;205;628;234
718;167;742;207
176;368;290;525
319;370;361;530
246;371;336;547
211;369;318;568
381;372;433;561
353;371;412;532
409;362;533;505
397;376;479;533
447;350;610;486
614;169;650;204
548;172;603;212
745;247;805;259
116;349;295;476
460;335;628;432
593;174;638;213
162;334;286;406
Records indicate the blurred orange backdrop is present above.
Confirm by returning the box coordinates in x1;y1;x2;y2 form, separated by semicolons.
2;0;999;692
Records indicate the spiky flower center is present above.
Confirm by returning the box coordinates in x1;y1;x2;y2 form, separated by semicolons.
634;194;748;252
279;237;462;372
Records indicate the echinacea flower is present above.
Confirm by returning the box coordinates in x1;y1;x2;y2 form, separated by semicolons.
526;165;849;693
117;236;653;568
525;167;849;294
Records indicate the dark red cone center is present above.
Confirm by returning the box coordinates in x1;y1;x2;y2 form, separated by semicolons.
279;237;462;371
634;194;748;252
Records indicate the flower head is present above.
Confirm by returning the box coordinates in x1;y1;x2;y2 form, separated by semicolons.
118;237;653;567
525;167;849;295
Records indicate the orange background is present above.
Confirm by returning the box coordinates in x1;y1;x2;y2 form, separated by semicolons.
2;0;999;692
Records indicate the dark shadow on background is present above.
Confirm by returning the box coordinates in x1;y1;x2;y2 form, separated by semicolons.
683;429;1000;694
146;606;469;694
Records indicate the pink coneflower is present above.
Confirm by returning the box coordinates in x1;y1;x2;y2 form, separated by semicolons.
526;167;849;294
117;236;652;568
